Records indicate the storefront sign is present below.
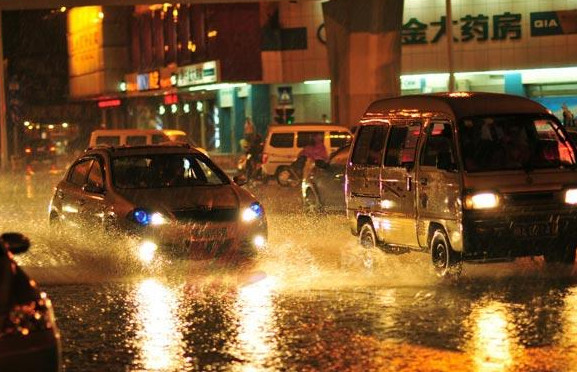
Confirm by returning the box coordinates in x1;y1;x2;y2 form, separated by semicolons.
531;10;577;36
136;70;160;91
176;61;219;87
402;8;576;45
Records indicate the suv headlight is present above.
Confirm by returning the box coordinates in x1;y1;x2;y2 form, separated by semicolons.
242;202;265;222
464;192;500;210
565;189;577;204
131;208;169;226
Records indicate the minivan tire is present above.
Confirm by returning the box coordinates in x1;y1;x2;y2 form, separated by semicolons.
430;229;462;279
543;245;576;265
359;223;380;272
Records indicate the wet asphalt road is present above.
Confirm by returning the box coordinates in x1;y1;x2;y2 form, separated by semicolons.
3;166;577;371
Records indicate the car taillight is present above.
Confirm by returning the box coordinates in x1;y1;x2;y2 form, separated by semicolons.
262;153;268;164
25;148;32;154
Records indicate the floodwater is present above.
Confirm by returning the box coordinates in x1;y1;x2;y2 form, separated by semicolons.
3;167;577;371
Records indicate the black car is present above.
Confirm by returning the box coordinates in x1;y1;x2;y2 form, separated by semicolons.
301;145;350;213
0;233;62;372
48;143;268;263
23;138;57;164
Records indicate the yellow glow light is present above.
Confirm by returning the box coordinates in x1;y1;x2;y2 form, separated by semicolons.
565;189;577;204
207;30;218;38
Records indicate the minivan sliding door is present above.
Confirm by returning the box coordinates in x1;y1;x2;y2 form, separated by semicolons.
380;121;421;247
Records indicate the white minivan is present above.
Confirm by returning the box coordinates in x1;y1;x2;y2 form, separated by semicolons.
89;129;208;155
261;123;352;186
346;92;577;278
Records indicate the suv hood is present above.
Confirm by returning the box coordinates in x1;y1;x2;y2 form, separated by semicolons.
117;184;242;212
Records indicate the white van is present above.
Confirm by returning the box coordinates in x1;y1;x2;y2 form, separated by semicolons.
89;129;208;155
89;129;171;147
261;123;352;186
346;92;577;278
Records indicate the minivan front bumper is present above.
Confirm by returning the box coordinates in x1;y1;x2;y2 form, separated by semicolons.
462;207;577;260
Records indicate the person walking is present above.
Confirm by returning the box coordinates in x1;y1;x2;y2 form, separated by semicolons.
562;104;574;127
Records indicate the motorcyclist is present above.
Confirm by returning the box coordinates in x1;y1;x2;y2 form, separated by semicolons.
292;133;328;180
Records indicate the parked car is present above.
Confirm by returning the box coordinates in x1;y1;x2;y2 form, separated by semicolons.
0;232;62;372
23;138;57;164
48;143;267;262
261;123;352;186
301;144;350;213
346;92;577;278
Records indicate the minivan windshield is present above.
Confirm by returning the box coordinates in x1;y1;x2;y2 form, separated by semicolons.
112;153;229;189
459;114;576;172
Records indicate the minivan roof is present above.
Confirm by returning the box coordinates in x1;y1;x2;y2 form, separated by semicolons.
267;123;351;132
363;92;552;121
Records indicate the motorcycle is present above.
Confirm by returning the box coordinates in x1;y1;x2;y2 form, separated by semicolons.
237;152;265;184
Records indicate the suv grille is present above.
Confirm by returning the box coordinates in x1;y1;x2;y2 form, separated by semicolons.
172;208;239;222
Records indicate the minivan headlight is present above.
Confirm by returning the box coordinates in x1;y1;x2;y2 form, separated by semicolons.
242;202;264;222
464;192;500;210
565;189;577;204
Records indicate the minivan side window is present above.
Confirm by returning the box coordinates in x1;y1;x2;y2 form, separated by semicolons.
330;131;352;148
384;122;421;167
96;136;120;146
127;136;147;146
420;122;455;168
270;133;294;148
297;131;324;148
351;125;387;166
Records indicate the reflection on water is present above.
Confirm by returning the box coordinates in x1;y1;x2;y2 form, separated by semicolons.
469;301;518;371
131;278;190;371
234;275;278;371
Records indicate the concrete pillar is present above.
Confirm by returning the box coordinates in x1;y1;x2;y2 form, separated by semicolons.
322;0;404;127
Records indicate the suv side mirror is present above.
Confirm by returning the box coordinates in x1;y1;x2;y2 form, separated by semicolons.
1;232;30;254
233;174;248;186
437;151;457;172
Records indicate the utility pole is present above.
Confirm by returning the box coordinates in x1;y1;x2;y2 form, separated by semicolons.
446;0;455;92
0;12;8;172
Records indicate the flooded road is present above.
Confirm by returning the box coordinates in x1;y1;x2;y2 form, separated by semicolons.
3;169;577;371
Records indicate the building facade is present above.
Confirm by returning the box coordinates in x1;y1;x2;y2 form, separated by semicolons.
66;0;577;155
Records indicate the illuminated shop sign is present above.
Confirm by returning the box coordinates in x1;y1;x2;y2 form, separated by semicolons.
531;11;577;36
136;70;160;91
98;99;121;108
176;61;219;87
402;9;577;45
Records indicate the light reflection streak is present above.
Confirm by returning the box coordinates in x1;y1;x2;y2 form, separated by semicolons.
469;301;517;372
234;275;278;371
561;288;577;357
134;278;187;371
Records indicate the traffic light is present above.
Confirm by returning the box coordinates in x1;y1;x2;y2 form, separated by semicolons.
274;107;295;124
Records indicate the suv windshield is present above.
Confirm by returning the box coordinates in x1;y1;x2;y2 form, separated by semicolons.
112;153;229;189
459;115;576;172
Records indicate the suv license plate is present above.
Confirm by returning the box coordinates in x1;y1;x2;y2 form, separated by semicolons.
513;223;556;237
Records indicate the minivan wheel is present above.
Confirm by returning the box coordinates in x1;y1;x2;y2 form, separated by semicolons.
276;167;293;187
544;244;576;265
359;223;380;271
303;189;322;214
430;229;462;279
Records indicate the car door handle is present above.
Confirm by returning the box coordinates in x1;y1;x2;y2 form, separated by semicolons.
419;177;428;186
